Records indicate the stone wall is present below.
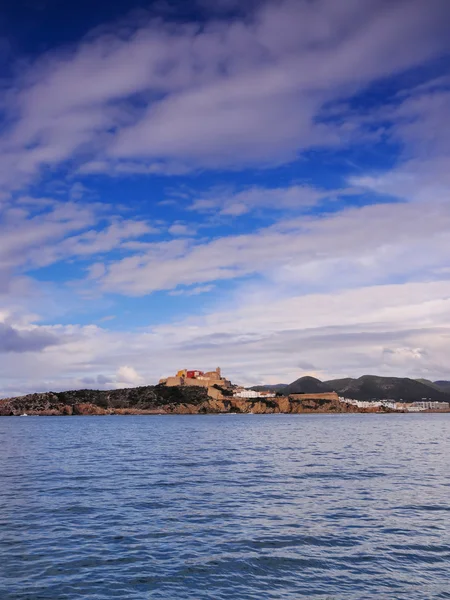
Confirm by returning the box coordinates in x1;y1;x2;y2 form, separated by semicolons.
207;386;224;400
164;376;183;386
289;392;339;402
183;378;211;388
163;376;228;390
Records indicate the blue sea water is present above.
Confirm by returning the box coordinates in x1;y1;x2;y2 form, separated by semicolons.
0;414;449;600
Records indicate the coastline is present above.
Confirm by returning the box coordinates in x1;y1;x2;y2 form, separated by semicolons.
2;384;449;417
7;411;450;416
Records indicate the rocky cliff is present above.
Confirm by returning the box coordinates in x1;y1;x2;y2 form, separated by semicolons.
0;384;386;416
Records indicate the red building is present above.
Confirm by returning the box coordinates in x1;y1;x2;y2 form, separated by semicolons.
186;370;204;379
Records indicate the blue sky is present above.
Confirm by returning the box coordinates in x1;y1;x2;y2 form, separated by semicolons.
0;0;450;395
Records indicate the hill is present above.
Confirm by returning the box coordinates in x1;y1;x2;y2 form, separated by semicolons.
415;379;444;391
250;383;287;392
0;385;210;416
283;376;333;396
0;384;381;416
3;375;450;415
325;375;450;402
251;374;450;401
433;380;450;393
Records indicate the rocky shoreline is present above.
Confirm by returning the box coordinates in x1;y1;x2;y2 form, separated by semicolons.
0;384;391;416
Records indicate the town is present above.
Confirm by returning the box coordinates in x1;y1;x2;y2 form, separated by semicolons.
338;398;449;412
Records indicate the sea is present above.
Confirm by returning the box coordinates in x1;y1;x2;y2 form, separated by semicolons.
0;414;449;600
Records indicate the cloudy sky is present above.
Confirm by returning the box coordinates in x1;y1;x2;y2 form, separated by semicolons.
0;0;449;395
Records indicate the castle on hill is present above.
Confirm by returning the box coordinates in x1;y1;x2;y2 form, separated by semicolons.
159;367;232;390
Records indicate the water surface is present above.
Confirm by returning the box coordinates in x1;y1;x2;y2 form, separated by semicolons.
0;414;449;599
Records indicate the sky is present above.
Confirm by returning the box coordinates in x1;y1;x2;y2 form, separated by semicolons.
0;0;450;396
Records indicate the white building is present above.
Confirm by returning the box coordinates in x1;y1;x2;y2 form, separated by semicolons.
339;397;449;412
233;389;275;399
339;397;400;410
412;401;449;410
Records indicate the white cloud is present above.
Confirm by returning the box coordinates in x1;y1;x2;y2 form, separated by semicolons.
0;0;448;188
169;284;215;296
189;184;324;215
2;279;450;396
0;196;155;272
89;197;450;295
0;1;449;396
168;223;196;236
338;84;450;203
116;365;144;386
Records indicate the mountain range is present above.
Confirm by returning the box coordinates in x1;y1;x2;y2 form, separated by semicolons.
252;375;450;402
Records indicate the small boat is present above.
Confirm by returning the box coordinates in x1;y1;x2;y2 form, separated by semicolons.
20;413;28;417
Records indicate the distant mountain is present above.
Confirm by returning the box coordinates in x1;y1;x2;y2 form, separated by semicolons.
325;375;450;402
415;378;443;391
324;377;353;390
250;377;333;395
250;384;288;392
283;376;333;396
253;375;450;402
433;380;450;393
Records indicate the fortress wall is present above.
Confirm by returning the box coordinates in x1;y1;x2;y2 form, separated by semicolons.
207;386;223;400
184;377;228;388
164;377;183;387
183;378;210;388
289;392;339;401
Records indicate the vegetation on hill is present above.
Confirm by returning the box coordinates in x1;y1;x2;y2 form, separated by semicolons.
325;375;450;402
0;384;384;415
250;383;288;392
251;377;333;395
282;376;333;396
252;374;450;402
433;380;450;393
0;385;210;415
415;379;443;391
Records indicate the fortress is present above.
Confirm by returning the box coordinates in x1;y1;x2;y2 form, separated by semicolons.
159;370;344;404
159;367;232;391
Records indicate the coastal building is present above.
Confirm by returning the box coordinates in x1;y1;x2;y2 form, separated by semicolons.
340;398;398;410
411;401;449;410
233;388;275;399
339;397;450;411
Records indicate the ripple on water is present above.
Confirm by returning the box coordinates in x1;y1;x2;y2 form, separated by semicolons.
0;413;449;600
